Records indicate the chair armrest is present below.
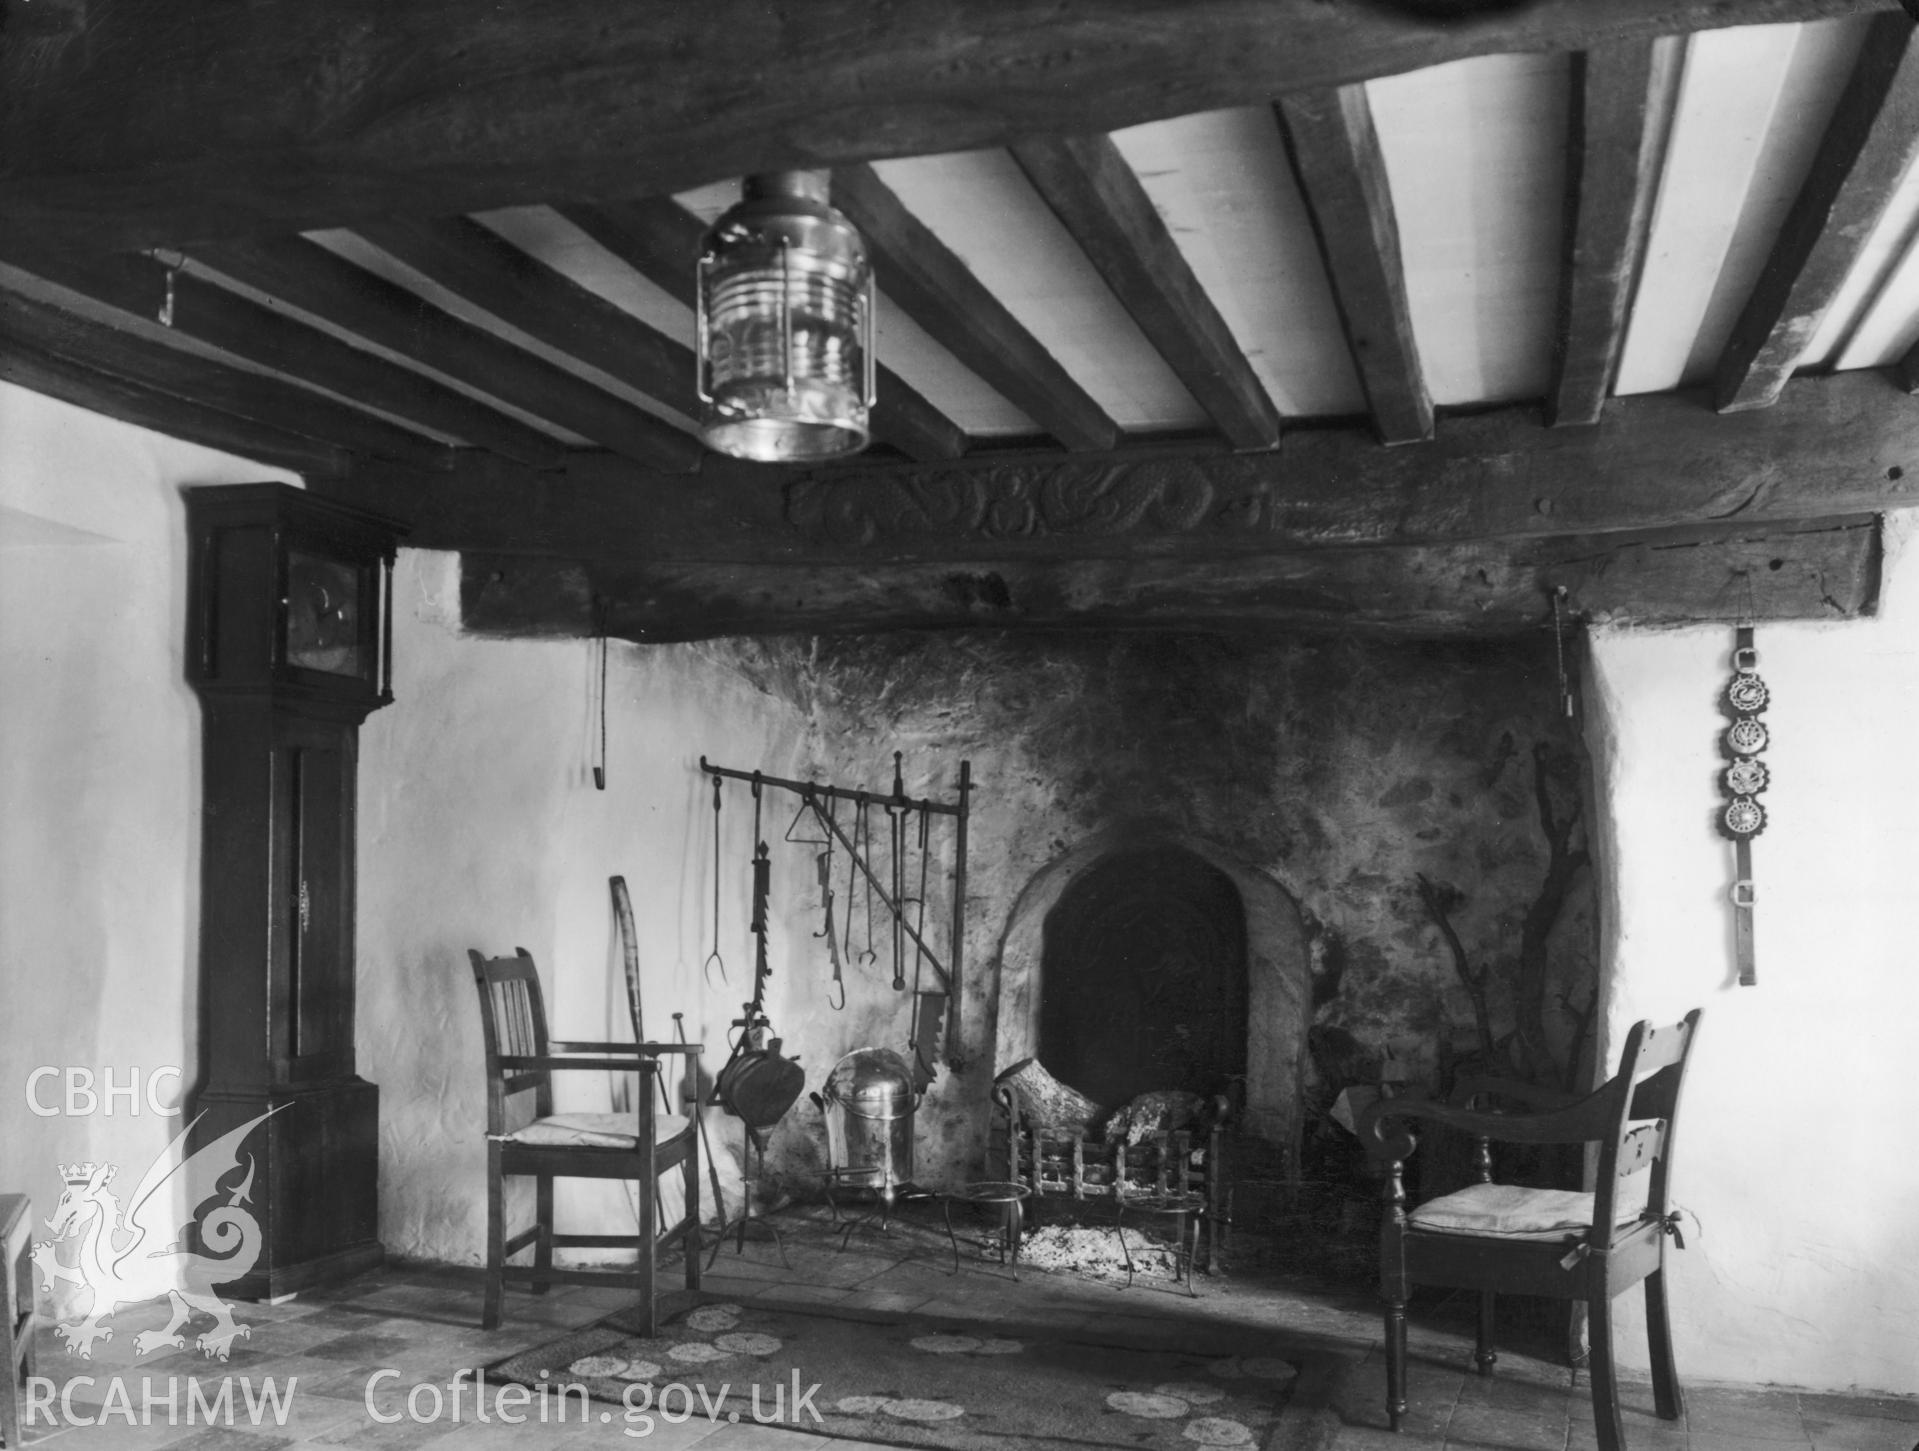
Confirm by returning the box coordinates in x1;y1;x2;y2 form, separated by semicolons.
1447;1075;1581;1111
549;1040;703;1055
1355;1089;1615;1165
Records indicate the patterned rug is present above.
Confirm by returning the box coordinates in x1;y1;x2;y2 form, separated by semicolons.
489;1297;1306;1449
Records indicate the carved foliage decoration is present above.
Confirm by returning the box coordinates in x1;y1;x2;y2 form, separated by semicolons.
785;458;1281;547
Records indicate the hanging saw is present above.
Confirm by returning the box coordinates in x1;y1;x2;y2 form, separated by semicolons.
812;790;846;1010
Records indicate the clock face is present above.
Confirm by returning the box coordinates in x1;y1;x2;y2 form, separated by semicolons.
285;551;367;678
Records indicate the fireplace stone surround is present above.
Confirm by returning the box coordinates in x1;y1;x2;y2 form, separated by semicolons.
739;630;1597;1222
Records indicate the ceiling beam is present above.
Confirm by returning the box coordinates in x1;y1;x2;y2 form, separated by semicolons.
1548;36;1683;427
1;288;449;472
831;166;1120;452
1275;87;1432;444
0;245;568;468
193;236;705;471
321;368;1919;561
1713;14;1919;412
1009;133;1281;451
2;0;1894;255
457;516;1880;641
350;214;699;419
1;343;350;479
559;197;970;461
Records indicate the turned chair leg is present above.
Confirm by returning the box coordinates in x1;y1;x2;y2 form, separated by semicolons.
1644;1268;1684;1421
1475;1291;1497;1375
1384;1298;1408;1431
1587;1294;1626;1451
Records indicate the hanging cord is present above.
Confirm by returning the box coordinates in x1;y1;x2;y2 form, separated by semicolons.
592;599;609;790
702;774;728;987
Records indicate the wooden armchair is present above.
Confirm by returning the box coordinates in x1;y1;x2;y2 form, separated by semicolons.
469;948;703;1334
1356;1010;1702;1451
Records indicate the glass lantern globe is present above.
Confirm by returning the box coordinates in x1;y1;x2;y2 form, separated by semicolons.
696;171;875;462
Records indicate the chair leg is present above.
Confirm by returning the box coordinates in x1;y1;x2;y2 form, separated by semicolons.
1;1326;20;1451
533;1175;554;1295
684;1157;702;1296
483;1149;505;1331
1586;1295;1626;1451
1645;1268;1684;1421
1384;1297;1408;1432
1475;1291;1497;1375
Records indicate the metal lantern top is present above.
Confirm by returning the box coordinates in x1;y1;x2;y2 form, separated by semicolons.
696;171;875;463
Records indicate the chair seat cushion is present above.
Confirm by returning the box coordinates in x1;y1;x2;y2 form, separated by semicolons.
1409;1182;1647;1240
499;1112;688;1149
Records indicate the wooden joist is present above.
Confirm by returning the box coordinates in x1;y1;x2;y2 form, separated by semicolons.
1713;13;1919;412
831;165;1120;452
1;289;447;473
1275;87;1432;445
193;236;704;472
1;344;352;478
1;1;1894;254
351;214;701;419
1;245;568;468
559;196;970;462
1549;37;1683;428
1009;133;1282;451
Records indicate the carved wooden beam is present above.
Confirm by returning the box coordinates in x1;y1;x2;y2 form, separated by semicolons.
557;196;970;461
0;245;568;467
1276;85;1432;444
458;515;1880;641
1713;14;1919;412
193;236;705;472
1009;133;1282;450
2;0;1893;254
1548;37;1682;427
831;165;1120;452
322;369;1919;561
1;288;444;472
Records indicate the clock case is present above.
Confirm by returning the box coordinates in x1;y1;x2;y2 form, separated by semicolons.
184;483;406;1298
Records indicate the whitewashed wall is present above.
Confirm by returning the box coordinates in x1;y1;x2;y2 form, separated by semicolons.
354;560;812;1263
1584;510;1919;1394
0;383;299;1251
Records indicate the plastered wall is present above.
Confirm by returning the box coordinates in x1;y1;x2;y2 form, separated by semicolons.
0;383;299;1259
1583;509;1919;1394
355;557;809;1261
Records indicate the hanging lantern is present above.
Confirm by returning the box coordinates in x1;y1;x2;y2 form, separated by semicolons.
695;171;875;462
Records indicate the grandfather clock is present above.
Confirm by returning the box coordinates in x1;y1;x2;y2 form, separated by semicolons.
184;483;405;1298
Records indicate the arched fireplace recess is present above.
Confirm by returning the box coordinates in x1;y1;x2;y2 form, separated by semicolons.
990;829;1311;1166
1038;846;1248;1109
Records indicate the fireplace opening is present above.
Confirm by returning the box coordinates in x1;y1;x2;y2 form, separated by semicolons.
1037;845;1249;1109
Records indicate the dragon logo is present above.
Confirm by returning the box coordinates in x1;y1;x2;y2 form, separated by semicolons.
32;1108;281;1361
